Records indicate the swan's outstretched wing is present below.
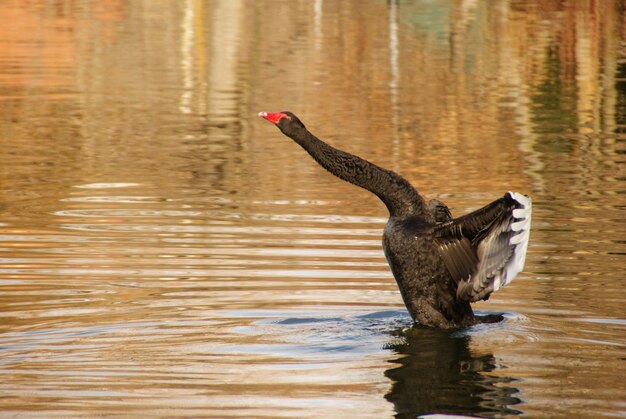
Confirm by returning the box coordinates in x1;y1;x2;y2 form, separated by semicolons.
433;192;532;302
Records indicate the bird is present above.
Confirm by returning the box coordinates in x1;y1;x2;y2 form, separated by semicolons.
258;111;532;328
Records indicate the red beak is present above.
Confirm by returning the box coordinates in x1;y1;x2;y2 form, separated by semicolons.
258;111;290;125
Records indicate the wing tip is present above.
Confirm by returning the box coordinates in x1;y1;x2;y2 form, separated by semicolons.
504;191;532;287
507;191;532;208
508;191;532;233
508;234;531;285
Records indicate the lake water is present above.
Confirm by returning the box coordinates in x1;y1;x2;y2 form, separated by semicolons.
0;1;624;418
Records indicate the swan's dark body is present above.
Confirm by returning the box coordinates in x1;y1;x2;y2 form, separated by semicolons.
259;111;532;328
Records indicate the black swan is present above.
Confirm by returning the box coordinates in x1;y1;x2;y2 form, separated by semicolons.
259;111;531;328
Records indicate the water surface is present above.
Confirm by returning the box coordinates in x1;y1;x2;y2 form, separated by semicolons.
0;1;625;418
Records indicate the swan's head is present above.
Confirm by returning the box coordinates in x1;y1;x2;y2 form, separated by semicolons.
258;111;306;134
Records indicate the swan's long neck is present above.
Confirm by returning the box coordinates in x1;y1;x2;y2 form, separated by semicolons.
286;126;427;217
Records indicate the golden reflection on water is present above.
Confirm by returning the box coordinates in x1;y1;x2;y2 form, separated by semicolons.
0;0;625;417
